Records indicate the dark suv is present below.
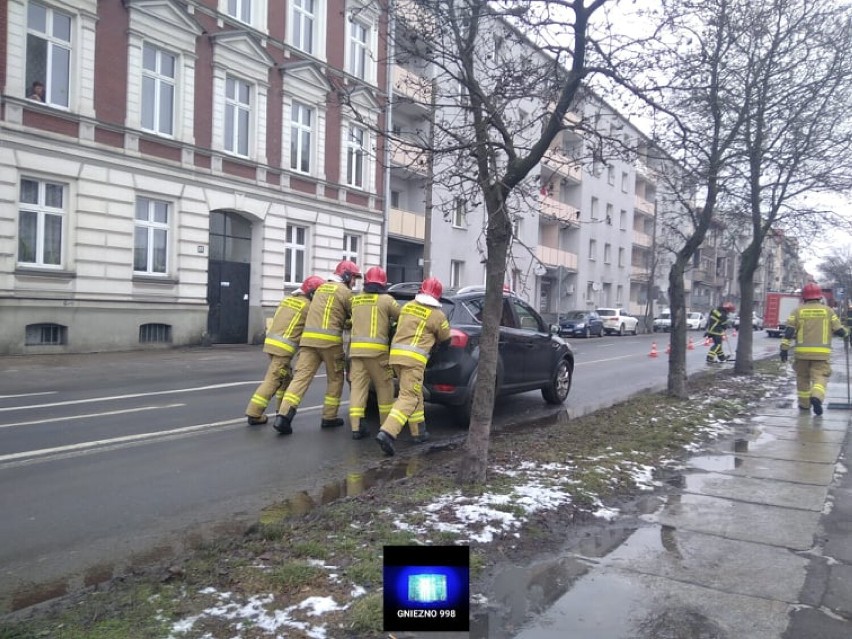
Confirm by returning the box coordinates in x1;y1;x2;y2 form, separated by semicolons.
388;284;574;424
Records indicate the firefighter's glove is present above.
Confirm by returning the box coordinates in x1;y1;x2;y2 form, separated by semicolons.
779;349;788;363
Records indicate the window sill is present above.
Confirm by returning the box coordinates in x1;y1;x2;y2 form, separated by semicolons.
15;267;76;280
133;274;178;285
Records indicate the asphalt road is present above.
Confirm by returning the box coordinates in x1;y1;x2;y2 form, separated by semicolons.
0;331;777;611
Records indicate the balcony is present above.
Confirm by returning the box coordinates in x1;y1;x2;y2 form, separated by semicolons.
691;268;716;285
632;230;652;248
539;194;580;226
541;148;583;183
635;159;657;184
389;207;425;241
393;65;432;110
536;245;578;271
630;265;650;281
634;196;654;216
390;138;429;175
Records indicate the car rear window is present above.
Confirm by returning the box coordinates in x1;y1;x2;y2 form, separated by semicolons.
597;309;616;317
565;311;586;319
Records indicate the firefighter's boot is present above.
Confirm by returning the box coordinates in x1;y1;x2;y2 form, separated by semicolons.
321;417;344;428
273;408;296;435
352;425;370;440
246;415;268;426
412;428;429;444
376;430;396;456
811;397;823;416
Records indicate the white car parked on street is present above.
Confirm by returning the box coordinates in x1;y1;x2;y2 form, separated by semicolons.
686;312;708;331
596;308;639;336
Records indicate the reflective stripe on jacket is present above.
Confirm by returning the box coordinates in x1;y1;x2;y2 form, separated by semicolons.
300;281;352;348
263;293;310;356
706;307;729;336
389;300;451;367
780;301;845;361
349;292;401;358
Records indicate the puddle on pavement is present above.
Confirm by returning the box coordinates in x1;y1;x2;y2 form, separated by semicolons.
260;456;422;524
688;454;745;471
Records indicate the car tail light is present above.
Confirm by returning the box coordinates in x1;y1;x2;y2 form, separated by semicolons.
432;384;456;392
449;328;469;348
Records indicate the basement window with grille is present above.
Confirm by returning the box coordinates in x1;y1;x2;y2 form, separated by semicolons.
25;323;67;346
139;323;172;344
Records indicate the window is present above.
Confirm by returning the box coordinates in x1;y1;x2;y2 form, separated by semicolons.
605;203;613;226
26;322;67;345
514;300;543;332
134;197;170;274
18;178;65;267
290;0;315;54
619;209;627;230
226;0;251;24
348;18;369;80
26;2;71;108
588;239;597;260
139;323;172;343
141;43;176;136
343;233;360;263
346;124;366;188
607;165;615;185
224;75;252;156
618;247;625;267
450;260;464;288
604;243;612;264
390;190;400;208
616;285;623;306
285;224;308;284
621;171;628;192
590;197;599;220
452;198;466;228
290;101;313;173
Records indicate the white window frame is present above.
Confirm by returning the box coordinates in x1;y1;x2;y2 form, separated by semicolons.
452;197;466;228
343;233;360;264
284;224;308;284
346;123;367;189
134;196;170;275
17;177;66;268
618;247;625;267
619;209;627;230
348;18;369;80
604;243;612;264
607;165;615;185
605;203;613;226
26;2;72;108
621;171;628;192
141;42;176;136
589;239;597;261
291;0;314;54
590;197;599;220
344;2;378;85
290;101;313;174
450;260;464;288
224;74;253;157
227;0;252;24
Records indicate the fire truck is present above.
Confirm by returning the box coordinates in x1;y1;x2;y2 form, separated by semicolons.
764;288;837;338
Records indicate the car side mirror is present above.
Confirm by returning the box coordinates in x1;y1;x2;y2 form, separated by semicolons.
550;324;560;335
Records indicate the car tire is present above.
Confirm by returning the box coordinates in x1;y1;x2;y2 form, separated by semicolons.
631;324;638;336
618;323;625;336
542;357;572;404
584;327;590;338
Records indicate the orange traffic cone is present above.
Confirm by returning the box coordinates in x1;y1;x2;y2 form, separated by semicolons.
649;342;658;358
688;337;695;350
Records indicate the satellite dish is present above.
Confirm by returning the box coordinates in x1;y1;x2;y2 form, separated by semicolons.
534;264;547;276
592;282;601;291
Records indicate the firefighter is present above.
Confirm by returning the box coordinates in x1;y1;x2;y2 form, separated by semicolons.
348;266;401;440
706;301;735;363
273;260;362;435
244;276;325;425
375;277;451;456
780;282;848;415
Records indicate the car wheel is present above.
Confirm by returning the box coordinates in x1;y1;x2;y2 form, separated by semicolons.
631;323;638;336
542;358;572;404
584;327;591;338
618;323;625;336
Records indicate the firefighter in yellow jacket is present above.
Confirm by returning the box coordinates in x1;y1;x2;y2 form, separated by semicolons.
780;281;848;415
273;260;361;435
376;277;451;456
348;266;401;440
244;276;325;425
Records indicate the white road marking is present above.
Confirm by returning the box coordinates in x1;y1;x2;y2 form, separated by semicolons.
575;354;639;365
0;404;185;429
0;391;58;400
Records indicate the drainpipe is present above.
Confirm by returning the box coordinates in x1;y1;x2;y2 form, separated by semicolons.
381;1;395;269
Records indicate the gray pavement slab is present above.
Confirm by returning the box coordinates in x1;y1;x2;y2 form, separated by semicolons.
682;471;829;511
649;493;821;550
688;454;837;485
704;437;841;464
513;569;792;639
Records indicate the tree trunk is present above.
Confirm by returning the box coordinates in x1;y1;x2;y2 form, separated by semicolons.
734;240;760;375
667;259;689;398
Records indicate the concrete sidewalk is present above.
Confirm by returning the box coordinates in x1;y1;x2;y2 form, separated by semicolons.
512;347;852;638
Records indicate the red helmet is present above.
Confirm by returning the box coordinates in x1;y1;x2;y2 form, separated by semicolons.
802;282;822;301
364;266;388;286
420;277;443;299
300;275;325;297
334;260;362;284
722;302;735;312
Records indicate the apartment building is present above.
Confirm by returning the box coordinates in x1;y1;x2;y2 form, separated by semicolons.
1;0;388;354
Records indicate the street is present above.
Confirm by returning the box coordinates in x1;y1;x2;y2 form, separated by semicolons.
0;332;775;610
